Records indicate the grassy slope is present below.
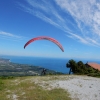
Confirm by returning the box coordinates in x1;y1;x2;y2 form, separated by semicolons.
0;75;71;100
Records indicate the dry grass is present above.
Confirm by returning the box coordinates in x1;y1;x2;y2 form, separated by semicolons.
0;76;71;100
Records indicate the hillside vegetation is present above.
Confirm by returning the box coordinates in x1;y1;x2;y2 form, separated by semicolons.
66;59;100;77
0;76;71;100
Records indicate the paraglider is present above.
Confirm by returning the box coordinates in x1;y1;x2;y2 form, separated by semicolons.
24;36;64;52
41;68;47;75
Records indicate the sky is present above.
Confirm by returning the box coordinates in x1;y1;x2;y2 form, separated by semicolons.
0;0;100;60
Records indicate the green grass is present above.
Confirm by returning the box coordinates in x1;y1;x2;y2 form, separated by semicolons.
0;76;71;100
0;79;5;90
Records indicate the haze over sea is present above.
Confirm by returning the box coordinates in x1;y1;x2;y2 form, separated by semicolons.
1;55;100;74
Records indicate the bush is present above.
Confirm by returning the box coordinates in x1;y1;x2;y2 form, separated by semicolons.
0;80;4;90
0;76;14;79
87;67;95;73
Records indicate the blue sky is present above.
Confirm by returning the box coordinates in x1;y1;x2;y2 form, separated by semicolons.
0;0;100;60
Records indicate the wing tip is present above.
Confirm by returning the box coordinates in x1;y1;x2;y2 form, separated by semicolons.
24;46;26;49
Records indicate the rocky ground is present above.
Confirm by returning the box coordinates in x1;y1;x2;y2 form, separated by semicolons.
31;75;100;100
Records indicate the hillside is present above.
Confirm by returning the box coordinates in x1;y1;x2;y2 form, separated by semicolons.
0;58;62;76
0;75;100;100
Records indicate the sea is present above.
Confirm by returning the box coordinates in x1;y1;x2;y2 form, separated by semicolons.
0;55;100;74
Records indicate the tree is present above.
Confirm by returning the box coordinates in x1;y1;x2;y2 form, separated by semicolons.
77;61;87;74
66;59;100;77
66;59;77;74
66;60;87;74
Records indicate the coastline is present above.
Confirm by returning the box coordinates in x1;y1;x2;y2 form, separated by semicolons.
0;57;63;76
0;56;70;73
0;58;10;63
0;55;100;74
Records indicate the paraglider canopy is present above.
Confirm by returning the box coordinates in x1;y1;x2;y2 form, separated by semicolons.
24;36;64;52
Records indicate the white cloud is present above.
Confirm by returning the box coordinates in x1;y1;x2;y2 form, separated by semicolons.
0;31;21;38
19;0;100;47
0;31;28;41
65;33;88;44
55;0;100;45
